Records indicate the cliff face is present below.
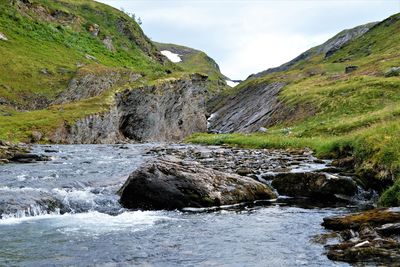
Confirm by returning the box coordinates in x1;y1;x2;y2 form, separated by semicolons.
51;76;208;143
118;76;208;142
208;82;286;133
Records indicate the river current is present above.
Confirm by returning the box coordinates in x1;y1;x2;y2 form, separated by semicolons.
0;144;350;266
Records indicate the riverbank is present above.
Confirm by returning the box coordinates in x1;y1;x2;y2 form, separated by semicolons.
187;129;400;207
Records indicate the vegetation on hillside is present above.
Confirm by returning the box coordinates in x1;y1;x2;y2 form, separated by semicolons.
189;13;400;206
155;42;229;93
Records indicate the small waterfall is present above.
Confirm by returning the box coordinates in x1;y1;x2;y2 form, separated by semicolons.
1;204;61;220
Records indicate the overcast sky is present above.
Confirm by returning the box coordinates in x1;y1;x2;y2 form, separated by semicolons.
97;0;399;80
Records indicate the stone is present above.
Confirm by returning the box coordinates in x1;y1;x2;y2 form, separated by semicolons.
376;223;400;236
88;24;100;36
271;172;358;200
258;127;268;133
85;54;98;61
30;131;42;142
322;208;400;231
345;65;359;74
331;156;355;169
0;32;8;41
384;67;400;77
118;156;277;210
321;208;400;265
9;153;50;163
102;36;115;51
326;241;400;263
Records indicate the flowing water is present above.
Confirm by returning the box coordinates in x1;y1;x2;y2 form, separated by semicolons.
0;144;350;266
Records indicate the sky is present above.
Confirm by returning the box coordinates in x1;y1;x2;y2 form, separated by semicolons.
97;0;400;80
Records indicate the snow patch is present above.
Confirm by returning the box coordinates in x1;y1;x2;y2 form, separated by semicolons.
160;50;182;63
0;32;8;41
226;80;239;87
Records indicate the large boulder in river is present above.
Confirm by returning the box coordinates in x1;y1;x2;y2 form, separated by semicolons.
271;172;357;200
118;157;277;210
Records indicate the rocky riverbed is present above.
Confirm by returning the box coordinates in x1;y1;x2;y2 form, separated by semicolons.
0;143;392;266
143;144;377;205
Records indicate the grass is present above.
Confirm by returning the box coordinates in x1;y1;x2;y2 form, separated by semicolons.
0;0;176;140
154;42;229;93
0;0;168;107
189;13;400;206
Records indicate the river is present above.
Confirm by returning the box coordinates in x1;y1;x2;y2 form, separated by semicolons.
0;144;350;266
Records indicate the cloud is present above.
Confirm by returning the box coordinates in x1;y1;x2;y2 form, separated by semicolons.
96;0;399;79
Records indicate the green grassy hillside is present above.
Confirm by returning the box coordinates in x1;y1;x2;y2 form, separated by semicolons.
155;42;229;93
0;0;197;141
188;13;400;206
0;0;171;108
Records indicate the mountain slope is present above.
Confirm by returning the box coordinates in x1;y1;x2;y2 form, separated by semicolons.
0;0;223;142
0;0;171;110
190;13;400;205
155;42;230;92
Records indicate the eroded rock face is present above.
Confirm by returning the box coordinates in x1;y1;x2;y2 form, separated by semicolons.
54;70;140;104
118;156;277;210
50;107;126;144
208;82;286;133
271;172;358;200
320;208;400;264
117;77;208;141
53;76;208;143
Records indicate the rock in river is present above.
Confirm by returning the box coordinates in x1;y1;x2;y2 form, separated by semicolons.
119;156;277;210
271;172;357;200
321;208;400;264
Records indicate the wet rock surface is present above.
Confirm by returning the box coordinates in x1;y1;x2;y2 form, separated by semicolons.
0;141;29;164
119;156;276;210
148;145;325;176
320;208;400;264
271;172;358;200
147;145;371;204
9;153;50;163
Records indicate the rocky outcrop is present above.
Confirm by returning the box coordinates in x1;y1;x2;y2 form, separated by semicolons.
52;76;208;143
117;76;207;141
102;36;115;52
320;208;400;264
116;18;166;64
207;82;285;133
0;141;29;164
54;70;140;104
270;172;358;200
50;107;126;144
9;153;50;163
118;156;277;210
